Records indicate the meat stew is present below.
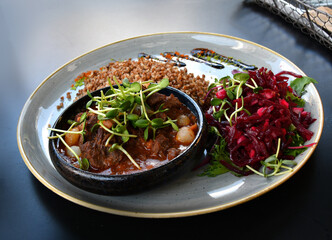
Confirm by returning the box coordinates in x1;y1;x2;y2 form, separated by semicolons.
52;80;198;175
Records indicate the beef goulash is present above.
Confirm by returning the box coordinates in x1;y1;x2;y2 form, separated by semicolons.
50;78;198;175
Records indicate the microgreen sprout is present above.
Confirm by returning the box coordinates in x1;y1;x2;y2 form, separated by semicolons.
56;133;89;170
109;143;141;169
99;121;137;140
246;138;297;177
207;73;252;126
49;77;178;170
48;112;87;140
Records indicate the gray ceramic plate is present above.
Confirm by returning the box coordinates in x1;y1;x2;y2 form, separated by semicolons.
17;32;324;218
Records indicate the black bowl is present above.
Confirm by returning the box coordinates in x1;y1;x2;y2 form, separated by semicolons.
49;86;207;195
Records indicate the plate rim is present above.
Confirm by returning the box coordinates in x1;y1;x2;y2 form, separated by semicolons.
16;31;324;218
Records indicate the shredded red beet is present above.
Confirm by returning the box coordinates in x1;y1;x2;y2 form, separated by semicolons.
288;142;317;149
205;67;316;173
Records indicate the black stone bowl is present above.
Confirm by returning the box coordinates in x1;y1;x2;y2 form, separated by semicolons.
49;86;207;195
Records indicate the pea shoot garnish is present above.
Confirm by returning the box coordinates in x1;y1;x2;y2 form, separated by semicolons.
48;77;179;171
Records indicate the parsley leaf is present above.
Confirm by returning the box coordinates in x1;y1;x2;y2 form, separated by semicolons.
284;131;307;157
200;136;230;177
290;76;318;96
199;159;229;177
286;91;305;107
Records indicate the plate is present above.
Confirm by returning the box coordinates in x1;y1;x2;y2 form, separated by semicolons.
17;32;324;218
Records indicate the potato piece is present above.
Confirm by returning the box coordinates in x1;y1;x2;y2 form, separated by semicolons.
64;127;80;146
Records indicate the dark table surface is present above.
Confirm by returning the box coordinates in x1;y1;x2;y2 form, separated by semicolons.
1;0;332;239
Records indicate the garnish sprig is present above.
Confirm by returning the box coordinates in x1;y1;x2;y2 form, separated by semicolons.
48;112;87;140
56;133;89;170
246;138;297;177
209;73;252;126
49;77;178;171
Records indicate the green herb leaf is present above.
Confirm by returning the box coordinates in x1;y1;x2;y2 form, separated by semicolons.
286;91;305;107
106;109;119;119
127;95;135;105
235;84;243;97
113;125;126;133
97;114;105;121
109;143;118;152
290;76;318;96
135;93;146;104
208;83;217;91
90;123;99;132
289;123;296;132
200;137;230;177
263;154;278;163
210;137;230;161
219;76;230;84
105;88;114;96
86;99;93;108
157;103;168;113
79;112;87;123
151;118;164;128
144;127;149;141
282;160;297;166
158;78;169;89
213;109;225;119
130;82;141;92
148;83;157;89
166;117;179;131
80;158;90;170
135;119;149;128
67;120;77;125
233;73;250;82
226;89;235;100
199;159;229;177
127;113;139;121
211;98;223;106
134;96;142;104
209;126;222;137
203;136;250;177
119;100;132;111
122;78;130;87
121;129;130;143
283;131;307;157
87;90;93;99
